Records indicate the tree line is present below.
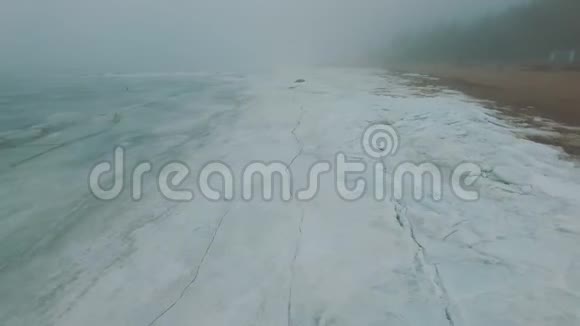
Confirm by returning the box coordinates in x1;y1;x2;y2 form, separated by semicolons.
390;0;580;64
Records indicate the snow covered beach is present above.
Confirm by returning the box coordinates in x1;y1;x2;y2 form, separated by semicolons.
1;68;580;326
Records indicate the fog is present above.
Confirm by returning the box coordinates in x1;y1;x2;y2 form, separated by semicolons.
0;0;522;73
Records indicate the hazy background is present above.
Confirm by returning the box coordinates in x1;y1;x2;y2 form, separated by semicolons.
0;0;524;73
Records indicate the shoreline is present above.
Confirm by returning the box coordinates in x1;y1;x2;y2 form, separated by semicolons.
393;64;580;156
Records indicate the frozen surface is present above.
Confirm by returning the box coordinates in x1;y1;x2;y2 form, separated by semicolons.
1;68;580;326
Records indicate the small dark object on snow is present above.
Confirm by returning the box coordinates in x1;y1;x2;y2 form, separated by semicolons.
295;79;306;83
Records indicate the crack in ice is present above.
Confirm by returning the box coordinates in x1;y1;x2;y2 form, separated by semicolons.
11;128;110;168
288;208;305;326
288;106;305;168
442;229;459;241
393;200;456;326
147;208;231;326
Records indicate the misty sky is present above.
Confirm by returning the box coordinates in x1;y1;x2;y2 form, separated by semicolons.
0;0;524;73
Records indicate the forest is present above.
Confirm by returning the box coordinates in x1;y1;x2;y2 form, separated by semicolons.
390;0;580;64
